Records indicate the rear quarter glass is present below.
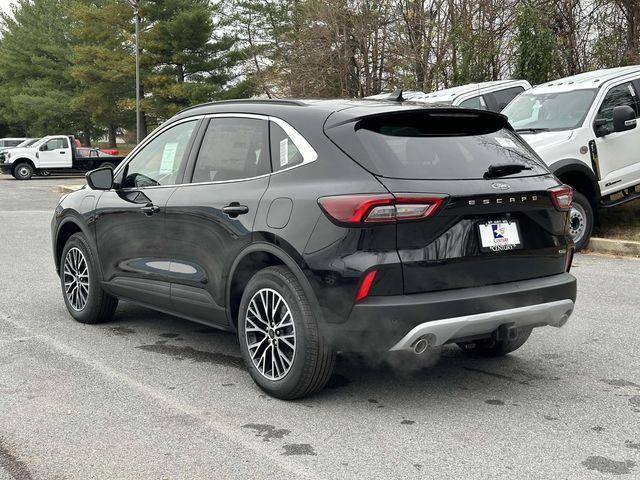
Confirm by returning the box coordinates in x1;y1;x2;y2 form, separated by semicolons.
325;110;549;180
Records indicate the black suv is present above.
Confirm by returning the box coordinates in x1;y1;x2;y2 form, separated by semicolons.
52;99;577;399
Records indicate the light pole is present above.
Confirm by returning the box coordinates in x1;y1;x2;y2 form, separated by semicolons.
126;0;141;144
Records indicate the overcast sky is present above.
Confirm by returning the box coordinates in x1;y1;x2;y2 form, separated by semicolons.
0;0;14;16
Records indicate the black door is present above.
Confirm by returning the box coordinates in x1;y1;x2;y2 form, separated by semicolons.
94;119;199;309
164;116;271;326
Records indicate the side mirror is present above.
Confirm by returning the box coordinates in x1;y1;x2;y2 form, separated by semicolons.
86;167;114;190
40;145;48;151
613;105;637;133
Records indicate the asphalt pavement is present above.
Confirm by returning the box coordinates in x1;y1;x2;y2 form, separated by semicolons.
1;173;639;479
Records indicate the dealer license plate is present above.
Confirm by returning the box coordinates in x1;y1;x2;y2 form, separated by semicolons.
477;220;522;253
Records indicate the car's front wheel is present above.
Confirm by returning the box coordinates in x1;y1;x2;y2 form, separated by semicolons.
238;266;335;399
60;233;118;324
12;162;33;180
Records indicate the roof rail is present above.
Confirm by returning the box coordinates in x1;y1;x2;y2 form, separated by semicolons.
178;98;307;115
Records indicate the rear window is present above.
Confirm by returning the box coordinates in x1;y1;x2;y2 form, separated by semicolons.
326;111;548;180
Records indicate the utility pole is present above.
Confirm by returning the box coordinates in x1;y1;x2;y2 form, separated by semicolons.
125;0;142;144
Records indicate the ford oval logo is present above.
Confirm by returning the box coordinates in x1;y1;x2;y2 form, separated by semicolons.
491;182;511;190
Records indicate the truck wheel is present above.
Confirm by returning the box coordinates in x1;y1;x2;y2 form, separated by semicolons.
60;233;118;324
457;327;532;357
238;266;335;399
38;170;51;176
568;191;593;250
101;162;116;170
13;162;33;180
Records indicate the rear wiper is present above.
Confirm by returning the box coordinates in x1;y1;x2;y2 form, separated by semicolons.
484;163;532;178
515;127;550;133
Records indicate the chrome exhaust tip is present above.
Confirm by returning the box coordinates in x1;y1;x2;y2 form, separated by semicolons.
412;337;430;355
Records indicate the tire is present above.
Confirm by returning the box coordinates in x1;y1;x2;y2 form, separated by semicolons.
457;327;532;357
568;191;593;250
60;232;118;324
238;266;335;399
101;162;116;170
13;162;33;180
37;170;51;176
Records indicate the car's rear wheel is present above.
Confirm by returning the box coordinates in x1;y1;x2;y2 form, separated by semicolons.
238;266;335;399
457;327;532;357
13;162;33;180
60;233;118;324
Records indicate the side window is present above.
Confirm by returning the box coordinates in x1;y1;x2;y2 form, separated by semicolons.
270;122;304;171
6;140;21;147
44;138;68;151
491;86;525;111
458;95;488;111
192;117;269;183
595;82;640;131
122;120;196;188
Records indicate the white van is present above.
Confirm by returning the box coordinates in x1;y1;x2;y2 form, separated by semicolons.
503;66;640;248
368;80;532;112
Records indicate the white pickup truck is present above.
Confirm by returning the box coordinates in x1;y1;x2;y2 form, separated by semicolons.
367;79;532;112
503;66;640;249
0;135;124;180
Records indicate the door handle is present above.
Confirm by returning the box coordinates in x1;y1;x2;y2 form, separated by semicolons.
59;151;66;154
222;202;249;217
140;203;160;216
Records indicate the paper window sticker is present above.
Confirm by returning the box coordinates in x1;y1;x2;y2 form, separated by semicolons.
209;170;217;181
279;139;289;167
628;84;636;97
160;142;179;174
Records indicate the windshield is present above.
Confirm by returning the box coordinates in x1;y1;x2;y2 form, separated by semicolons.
503;89;597;131
17;138;37;147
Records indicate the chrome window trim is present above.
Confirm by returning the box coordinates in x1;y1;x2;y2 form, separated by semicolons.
181;113;318;187
268;115;318;170
113;112;318;190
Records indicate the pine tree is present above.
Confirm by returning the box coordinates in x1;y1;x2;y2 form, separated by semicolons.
141;0;235;123
71;0;137;146
0;0;91;136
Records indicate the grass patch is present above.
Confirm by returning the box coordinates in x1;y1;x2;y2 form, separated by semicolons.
594;199;640;242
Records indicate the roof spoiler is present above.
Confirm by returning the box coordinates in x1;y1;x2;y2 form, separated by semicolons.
326;107;512;133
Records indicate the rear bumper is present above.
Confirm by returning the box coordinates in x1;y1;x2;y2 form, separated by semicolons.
389;299;573;351
325;273;577;351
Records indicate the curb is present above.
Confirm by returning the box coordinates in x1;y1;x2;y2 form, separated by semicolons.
54;185;84;194
587;237;640;258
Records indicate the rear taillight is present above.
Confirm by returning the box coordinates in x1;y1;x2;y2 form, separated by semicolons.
318;193;447;225
549;185;573;211
355;270;377;302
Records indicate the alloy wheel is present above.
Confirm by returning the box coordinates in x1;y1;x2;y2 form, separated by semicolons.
63;247;90;311
244;288;296;381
